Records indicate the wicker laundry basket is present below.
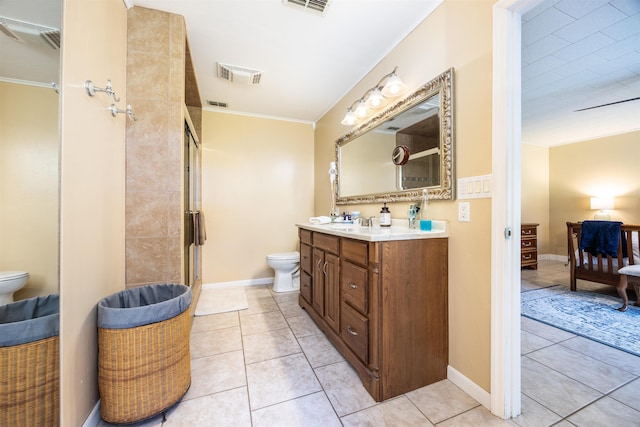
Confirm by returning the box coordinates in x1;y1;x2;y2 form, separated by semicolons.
97;284;191;424
0;294;60;427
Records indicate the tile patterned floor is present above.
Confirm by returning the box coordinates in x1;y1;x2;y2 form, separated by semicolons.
97;260;640;426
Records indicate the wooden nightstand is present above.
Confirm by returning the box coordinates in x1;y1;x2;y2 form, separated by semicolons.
521;223;538;270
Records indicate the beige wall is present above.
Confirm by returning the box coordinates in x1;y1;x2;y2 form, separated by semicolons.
315;0;495;391
0;82;59;299
59;0;127;425
521;143;550;254
201;111;314;283
547;130;640;255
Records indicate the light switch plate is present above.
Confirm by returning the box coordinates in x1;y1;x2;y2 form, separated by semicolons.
458;201;470;222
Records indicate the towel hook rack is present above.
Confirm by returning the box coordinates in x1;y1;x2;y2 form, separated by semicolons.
109;104;137;121
85;79;121;102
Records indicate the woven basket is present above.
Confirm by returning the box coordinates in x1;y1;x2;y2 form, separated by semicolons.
98;308;191;424
0;335;60;427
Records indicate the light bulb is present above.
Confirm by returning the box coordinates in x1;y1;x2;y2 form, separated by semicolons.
354;99;368;118
366;87;386;108
381;73;406;97
341;109;357;126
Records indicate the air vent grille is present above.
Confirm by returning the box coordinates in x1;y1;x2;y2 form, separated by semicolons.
216;63;262;85
0;16;60;50
284;0;329;14
207;100;228;108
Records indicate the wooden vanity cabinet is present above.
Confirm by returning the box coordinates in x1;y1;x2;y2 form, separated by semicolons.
297;228;448;402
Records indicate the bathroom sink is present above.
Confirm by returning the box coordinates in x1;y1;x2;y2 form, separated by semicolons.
327;223;357;231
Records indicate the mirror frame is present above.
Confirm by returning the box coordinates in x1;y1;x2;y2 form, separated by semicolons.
335;67;454;204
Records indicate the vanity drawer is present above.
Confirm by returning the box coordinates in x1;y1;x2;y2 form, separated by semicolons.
300;243;312;274
313;233;340;255
300;271;312;305
341;261;368;314
521;225;537;237
300;228;312;245
342;238;368;267
340;303;369;363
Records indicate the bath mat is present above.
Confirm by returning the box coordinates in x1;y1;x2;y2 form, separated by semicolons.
195;285;248;316
521;285;640;357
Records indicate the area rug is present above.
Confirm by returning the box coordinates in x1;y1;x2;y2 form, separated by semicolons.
521;285;640;357
195;285;248;316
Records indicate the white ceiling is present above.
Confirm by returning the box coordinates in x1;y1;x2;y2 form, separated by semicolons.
521;0;640;146
2;0;639;147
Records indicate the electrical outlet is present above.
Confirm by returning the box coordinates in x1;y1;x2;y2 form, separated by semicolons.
458;201;470;222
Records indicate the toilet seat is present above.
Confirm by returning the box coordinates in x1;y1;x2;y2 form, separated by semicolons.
0;271;29;282
266;251;300;261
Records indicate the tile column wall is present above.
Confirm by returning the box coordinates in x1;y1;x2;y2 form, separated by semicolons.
125;7;186;288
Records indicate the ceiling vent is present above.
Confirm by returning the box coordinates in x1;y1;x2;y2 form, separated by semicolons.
0;16;60;49
216;63;262;85
284;0;330;14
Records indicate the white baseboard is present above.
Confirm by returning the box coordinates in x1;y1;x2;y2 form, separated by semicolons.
538;253;567;263
82;400;101;427
202;277;274;290
447;365;491;410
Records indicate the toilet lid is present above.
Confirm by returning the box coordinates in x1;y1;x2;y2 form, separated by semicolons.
267;251;300;261
0;271;29;281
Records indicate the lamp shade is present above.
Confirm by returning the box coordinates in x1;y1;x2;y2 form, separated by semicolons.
590;197;614;210
381;73;406;97
341;109;357;126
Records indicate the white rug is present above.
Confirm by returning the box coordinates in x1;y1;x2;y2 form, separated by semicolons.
195;285;248;316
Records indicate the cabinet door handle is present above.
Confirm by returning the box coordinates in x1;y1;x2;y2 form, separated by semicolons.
316;259;322;272
347;326;358;336
323;261;328;275
349;282;358;289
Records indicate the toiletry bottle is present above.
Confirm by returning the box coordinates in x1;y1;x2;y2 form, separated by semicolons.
380;203;391;227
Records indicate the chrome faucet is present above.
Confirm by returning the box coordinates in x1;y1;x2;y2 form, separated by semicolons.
361;216;374;227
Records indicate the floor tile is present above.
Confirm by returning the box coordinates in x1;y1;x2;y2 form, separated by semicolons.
238;296;280;317
242;327;301;364
567;396;640;427
251;391;341;427
521;317;576;343
521;357;602;417
298;333;345;368
286;312;322;338
240;310;289;336
341;395;433;426
190;311;239;334
561;336;640;375
437;405;517;426
610;377;640;411
511;394;562;427
190;326;242;359
405;379;480;424
521;330;554;355
314;361;377;417
244;285;273;300
245;353;322;410
277;300;307;318
527;344;635;393
183;350;246;401
271;291;300;305
164;387;251;427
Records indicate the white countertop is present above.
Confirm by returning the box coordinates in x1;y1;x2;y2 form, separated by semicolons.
296;219;448;242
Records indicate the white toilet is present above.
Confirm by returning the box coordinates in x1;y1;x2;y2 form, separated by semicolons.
266;252;300;293
0;271;29;305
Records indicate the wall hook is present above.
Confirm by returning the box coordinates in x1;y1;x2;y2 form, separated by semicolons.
109;104;137;121
85;79;121;102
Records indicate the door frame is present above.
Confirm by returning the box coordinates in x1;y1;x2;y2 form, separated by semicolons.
491;0;544;418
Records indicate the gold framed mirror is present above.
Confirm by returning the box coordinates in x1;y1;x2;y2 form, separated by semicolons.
336;67;454;204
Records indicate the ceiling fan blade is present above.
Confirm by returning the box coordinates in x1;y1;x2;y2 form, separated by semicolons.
575;96;640;112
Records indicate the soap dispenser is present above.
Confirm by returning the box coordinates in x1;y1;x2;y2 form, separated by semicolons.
380;203;391;228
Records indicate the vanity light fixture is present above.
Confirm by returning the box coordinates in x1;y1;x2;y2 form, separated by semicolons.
590;196;614;220
341;66;407;126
